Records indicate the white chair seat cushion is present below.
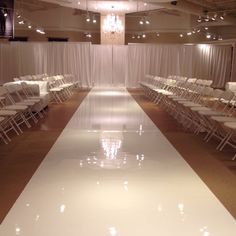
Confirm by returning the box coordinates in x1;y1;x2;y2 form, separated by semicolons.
182;102;203;107
4;105;28;110
198;110;223;116
0;110;17;116
172;98;187;101
211;116;236;122
191;107;211;111
17;101;36;106
224;122;236;129
50;88;63;92
24;98;40;103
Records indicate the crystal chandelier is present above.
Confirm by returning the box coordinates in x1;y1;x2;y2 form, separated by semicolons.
102;13;124;34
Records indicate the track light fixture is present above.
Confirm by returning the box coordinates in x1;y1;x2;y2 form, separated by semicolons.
85;32;92;38
220;15;224;20
92;15;96;23
197;16;202;23
36;28;45;34
86;12;90;22
145;19;150;25
139;18;144;25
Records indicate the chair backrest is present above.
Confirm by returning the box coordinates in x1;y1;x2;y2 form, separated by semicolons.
220;90;235;101
212;89;224;98
187;78;197;83
0;86;8;96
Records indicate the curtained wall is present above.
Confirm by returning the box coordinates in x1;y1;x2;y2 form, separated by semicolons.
128;43;232;88
0;42;233;88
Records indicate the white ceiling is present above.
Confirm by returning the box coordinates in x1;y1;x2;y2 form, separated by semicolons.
41;0;171;14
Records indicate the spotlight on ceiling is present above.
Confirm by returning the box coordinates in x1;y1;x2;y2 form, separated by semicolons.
86;13;90;22
179;34;183;38
142;33;146;38
206;34;211;39
85;32;92;38
132;35;135;39
156;33;160;37
218;36;223;41
92;15;96;23
139;18;144;25
220;15;224;20
36;28;45;35
197;16;202;23
145;19;150;25
187;32;192;36
204;27;208;30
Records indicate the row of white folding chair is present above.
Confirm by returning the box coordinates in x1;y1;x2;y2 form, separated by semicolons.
43;75;74;103
0;84;45;144
165;86;236;157
141;76;236;158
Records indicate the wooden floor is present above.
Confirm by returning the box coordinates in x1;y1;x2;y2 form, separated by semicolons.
0;89;90;223
0;88;235;224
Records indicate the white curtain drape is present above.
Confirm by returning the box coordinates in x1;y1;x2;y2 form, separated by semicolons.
0;42;233;88
91;45;128;87
128;43;232;88
0;42;92;86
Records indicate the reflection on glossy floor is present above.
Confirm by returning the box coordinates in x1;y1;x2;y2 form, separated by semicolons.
0;88;235;236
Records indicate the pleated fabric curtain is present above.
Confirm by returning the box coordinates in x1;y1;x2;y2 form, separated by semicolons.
0;42;233;88
0;42;92;87
128;43;232;88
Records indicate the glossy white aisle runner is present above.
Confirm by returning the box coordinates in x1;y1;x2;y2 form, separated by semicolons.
0;88;235;236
